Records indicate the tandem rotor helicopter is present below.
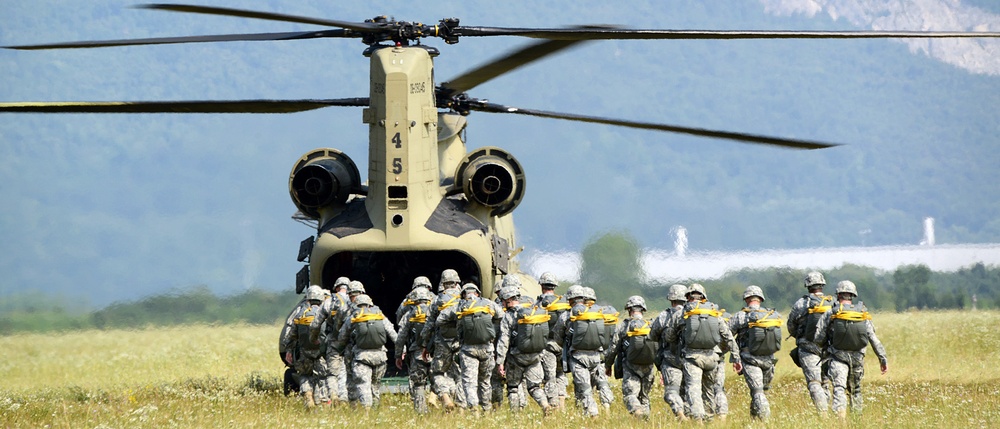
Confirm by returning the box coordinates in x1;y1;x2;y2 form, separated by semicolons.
4;4;999;317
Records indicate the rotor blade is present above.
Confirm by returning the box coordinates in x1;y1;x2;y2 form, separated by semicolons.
0;99;369;114
468;101;839;150
138;4;380;32
4;30;351;50
456;27;1000;40
440;28;606;95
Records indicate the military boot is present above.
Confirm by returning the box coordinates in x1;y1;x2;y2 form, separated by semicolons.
440;392;456;410
303;391;316;409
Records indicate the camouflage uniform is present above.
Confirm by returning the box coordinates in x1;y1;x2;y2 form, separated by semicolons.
664;295;741;421
788;285;835;411
813;284;887;416
605;301;656;418
596;303;619;409
553;288;606;418
649;293;688;418
395;291;433;414
438;287;502;411
496;290;550;412
309;289;351;403
729;290;783;420
335;296;398;408
280;296;329;407
420;283;466;408
535;291;571;407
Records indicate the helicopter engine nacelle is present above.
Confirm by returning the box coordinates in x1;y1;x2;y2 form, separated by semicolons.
455;147;525;217
289;148;363;219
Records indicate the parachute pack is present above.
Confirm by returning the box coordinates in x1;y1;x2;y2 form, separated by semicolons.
515;305;551;353
800;294;833;341
829;301;871;351
743;307;783;356
407;303;430;340
351;307;388;350
624;319;658;365
436;292;461;339
541;294;571;331
457;299;496;345
569;305;606;351
683;300;722;350
294;304;324;357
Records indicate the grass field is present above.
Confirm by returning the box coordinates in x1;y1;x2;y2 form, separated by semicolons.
2;311;998;428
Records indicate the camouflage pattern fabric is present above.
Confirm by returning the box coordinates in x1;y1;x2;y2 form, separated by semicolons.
788;293;833;411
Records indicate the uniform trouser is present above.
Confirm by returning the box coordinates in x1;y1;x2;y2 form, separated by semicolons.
741;356;775;419
406;353;431;413
622;360;655;415
828;354;866;413
658;362;686;416
326;351;347;402
570;350;605;417
350;353;387;408
292;356;327;402
459;345;495;410
491;366;505;406
682;353;718;420
597;368;614;406
800;348;831;411
505;354;549;411
713;357;728;416
541;348;568;404
430;338;465;405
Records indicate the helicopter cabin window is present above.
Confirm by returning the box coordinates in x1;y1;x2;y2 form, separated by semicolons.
388;186;407;199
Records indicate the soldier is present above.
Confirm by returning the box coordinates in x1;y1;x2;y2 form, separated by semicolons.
438;283;503;411
534;272;570;410
712;311;732;421
307;277;351;405
664;284;742;421
280;285;329;408
605;295;658;419
787;271;835;412
596;294;619;411
495;285;552;414
335;293;398;409
420;269;465;410
553;285;607;418
397;276;433;324
729;285;784;420
649;284;690;420
814;280;888;419
394;287;434;414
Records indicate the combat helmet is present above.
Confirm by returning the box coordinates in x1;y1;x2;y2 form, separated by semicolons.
462;283;481;297
566;284;585;301
348;280;366;296
440;269;461;288
804;271;826;288
501;275;522;290
333;276;351;291
581;287;597;302
305;285;326;302
625;295;647;311
743;285;765;302
667;284;688;302
835;280;858;297
686;283;707;300
354;294;374;307
412;276;432;290
497;286;520;301
538;272;558;289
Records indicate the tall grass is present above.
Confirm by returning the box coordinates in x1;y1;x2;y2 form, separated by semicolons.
2;311;998;428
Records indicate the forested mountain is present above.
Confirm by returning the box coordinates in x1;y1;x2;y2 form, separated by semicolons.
1;0;997;305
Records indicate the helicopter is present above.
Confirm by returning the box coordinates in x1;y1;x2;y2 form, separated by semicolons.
3;4;998;363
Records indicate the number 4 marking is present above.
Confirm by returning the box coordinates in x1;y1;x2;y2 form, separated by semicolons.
392;132;402;148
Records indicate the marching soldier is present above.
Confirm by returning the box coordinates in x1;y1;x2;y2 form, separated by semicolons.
496;285;552;414
814;280;888;419
787;271;834;412
334;293;397;409
438;283;503;412
420;269;466;409
395;288;435;414
664;284;741;421
729;285;784;420
606;295;658;419
649;284;690;420
535;272;571;410
280;285;329;408
554;285;607;418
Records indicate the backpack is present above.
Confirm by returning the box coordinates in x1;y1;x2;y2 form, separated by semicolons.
602;306;620;349
829;301;871;352
569;305;606;351
683;300;722;350
406;303;430;346
540;294;571;332
743;307;783;356
515;305;551;353
436;293;461;339
457;299;496;345
294;304;324;358
351;307;388;350
800;294;833;341
624;319;658;365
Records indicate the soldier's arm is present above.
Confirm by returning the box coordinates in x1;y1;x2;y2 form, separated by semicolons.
496;313;513;367
664;310;682;343
604;322;625;367
720;320;741;364
396;316;412;360
333;310;352;351
383;316;399;344
786;300;805;337
866;320;888;367
812;311;832;347
309;301;333;344
553;312;568;345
